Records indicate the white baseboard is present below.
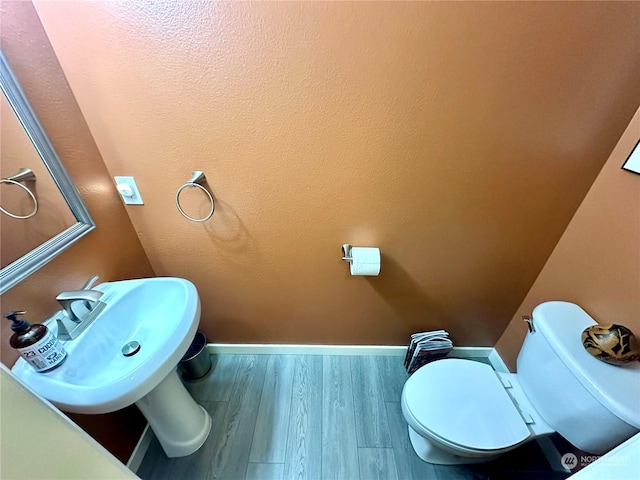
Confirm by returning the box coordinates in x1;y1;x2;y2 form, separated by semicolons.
206;343;408;356
207;343;509;375
206;343;497;359
126;424;154;473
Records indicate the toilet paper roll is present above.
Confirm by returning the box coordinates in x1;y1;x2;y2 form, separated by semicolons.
349;247;381;276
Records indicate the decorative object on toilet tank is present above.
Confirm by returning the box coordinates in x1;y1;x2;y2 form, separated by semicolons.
581;324;640;365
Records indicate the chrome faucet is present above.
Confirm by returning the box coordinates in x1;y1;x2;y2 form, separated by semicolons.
56;276;107;340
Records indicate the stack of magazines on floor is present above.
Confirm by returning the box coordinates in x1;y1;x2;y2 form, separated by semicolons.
404;330;453;374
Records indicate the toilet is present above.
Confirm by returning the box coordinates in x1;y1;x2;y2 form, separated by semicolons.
401;301;640;465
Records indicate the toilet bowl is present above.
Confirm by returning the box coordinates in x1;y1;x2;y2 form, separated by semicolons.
401;302;640;465
401;358;553;464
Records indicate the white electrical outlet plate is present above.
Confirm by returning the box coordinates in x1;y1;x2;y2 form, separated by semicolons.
114;176;144;205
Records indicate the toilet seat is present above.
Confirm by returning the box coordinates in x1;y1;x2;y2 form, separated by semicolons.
402;359;531;452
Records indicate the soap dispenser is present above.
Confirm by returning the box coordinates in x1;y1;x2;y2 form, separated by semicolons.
4;310;67;372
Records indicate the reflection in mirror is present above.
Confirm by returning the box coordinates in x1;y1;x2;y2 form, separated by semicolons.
1;95;76;268
0;51;95;294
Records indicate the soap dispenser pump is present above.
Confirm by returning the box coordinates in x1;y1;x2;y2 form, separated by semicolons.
4;310;67;372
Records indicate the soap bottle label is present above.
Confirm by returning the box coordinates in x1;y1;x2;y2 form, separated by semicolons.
17;330;67;372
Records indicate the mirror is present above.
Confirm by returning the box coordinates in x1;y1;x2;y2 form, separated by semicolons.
0;51;95;294
1;95;77;267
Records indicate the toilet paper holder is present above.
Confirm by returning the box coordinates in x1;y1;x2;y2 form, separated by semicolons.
341;244;381;276
341;244;353;262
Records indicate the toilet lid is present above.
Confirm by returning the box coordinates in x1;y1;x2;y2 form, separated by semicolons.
403;359;531;451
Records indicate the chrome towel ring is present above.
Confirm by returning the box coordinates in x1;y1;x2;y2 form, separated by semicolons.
175;171;215;222
0;168;38;220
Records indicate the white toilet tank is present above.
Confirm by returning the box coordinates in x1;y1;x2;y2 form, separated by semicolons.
517;301;640;455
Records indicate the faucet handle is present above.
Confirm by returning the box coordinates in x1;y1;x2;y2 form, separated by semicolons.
81;276;100;290
56;289;104;308
56;290;104;303
56;290;104;325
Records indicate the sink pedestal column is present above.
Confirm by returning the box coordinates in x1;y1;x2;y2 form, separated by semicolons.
136;368;211;458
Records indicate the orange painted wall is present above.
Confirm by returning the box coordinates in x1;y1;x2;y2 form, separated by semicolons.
496;108;640;371
0;2;153;463
33;1;640;349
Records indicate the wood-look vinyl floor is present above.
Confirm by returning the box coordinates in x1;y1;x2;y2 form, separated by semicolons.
137;355;559;480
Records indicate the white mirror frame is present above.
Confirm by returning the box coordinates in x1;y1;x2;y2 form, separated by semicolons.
0;51;95;294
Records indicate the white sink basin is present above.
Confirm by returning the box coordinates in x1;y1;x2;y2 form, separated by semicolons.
12;277;211;457
12;277;200;414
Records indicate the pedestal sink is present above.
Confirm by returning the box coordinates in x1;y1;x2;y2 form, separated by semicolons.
11;277;211;458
